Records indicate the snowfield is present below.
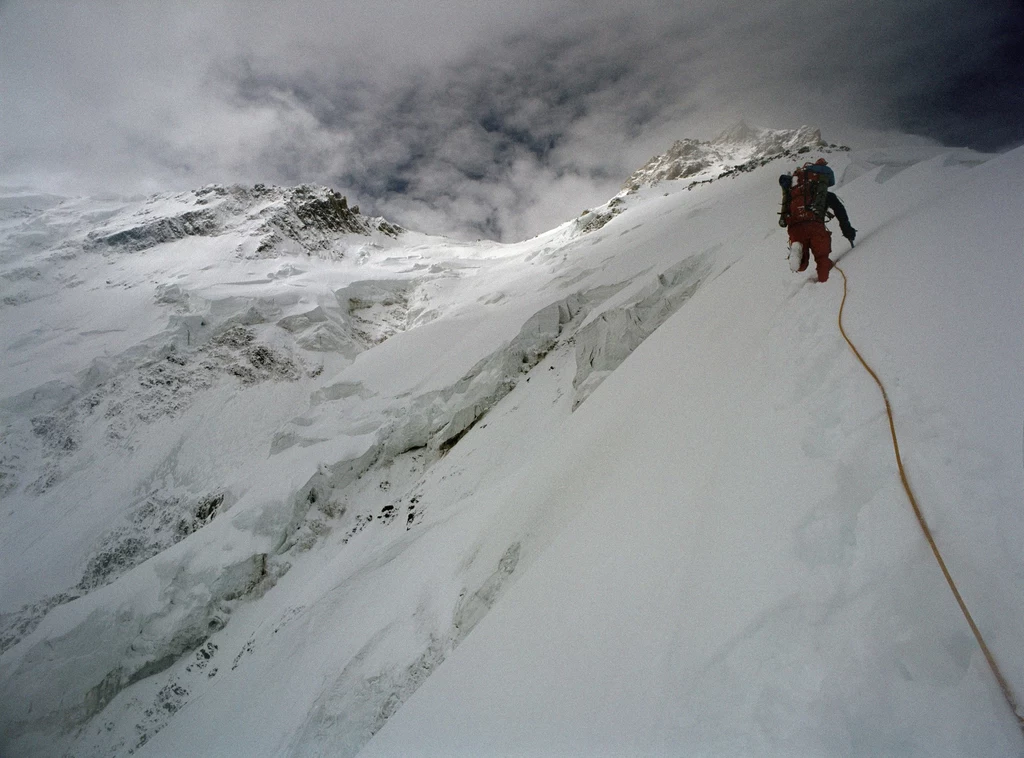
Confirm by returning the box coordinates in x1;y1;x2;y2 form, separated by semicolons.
1;126;1022;757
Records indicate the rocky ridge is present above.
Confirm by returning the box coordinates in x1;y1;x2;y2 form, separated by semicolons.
623;122;846;192
84;183;403;258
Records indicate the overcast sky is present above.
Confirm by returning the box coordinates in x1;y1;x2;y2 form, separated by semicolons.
2;0;1022;240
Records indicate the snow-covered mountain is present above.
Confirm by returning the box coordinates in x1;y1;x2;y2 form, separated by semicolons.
1;125;1022;757
623;122;836;191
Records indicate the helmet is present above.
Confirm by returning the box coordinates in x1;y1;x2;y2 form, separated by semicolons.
815;158;828;165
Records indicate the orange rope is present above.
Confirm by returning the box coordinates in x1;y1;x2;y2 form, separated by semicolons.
834;263;1023;731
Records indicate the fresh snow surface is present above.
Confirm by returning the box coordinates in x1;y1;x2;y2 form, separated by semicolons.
1;131;1022;757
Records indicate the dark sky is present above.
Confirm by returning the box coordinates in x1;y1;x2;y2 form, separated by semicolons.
2;0;1022;240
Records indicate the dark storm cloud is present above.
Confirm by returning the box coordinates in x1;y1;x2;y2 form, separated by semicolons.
313;21;662;239
888;4;1024;150
1;0;1022;240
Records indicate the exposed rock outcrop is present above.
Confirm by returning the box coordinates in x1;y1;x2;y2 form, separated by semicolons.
84;184;402;257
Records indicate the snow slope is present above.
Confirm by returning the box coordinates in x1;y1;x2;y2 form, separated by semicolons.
362;144;1024;758
1;127;1022;757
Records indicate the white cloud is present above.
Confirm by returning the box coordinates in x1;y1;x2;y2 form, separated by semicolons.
1;0;1021;239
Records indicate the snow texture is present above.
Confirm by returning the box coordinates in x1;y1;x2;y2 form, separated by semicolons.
1;125;1022;758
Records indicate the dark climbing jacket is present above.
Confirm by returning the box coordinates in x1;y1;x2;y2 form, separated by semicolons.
826;192;856;242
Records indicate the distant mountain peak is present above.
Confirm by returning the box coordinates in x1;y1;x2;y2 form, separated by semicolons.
712;119;763;144
83;183;403;258
624;123;839;192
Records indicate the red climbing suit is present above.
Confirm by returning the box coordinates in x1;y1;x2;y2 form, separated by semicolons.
780;158;835;283
788;221;833;282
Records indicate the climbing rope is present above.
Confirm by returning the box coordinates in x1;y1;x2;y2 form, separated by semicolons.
834;263;1024;731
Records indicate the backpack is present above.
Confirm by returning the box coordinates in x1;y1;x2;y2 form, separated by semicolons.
778;161;834;226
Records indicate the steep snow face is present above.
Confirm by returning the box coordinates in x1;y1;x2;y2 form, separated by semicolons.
0;166;739;755
358;144;1024;757
1;133;1022;758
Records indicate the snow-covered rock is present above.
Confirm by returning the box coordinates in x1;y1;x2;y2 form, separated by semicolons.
82;183;402;258
623;121;837;191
